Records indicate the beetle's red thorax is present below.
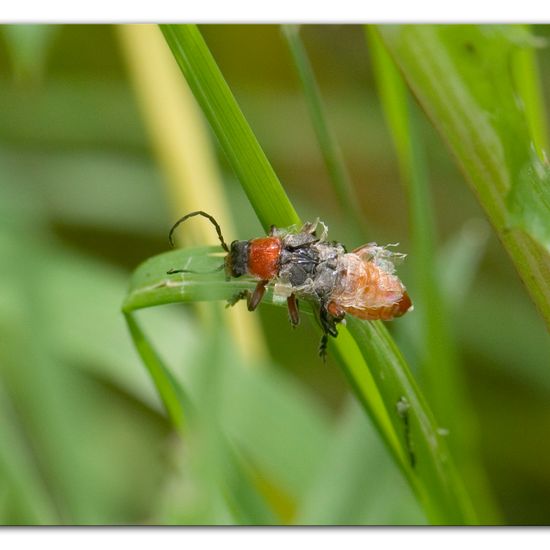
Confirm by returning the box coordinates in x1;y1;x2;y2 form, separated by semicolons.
247;237;282;280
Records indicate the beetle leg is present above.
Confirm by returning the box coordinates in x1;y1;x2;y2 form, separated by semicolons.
319;334;329;361
318;334;331;362
226;280;268;311
286;294;300;327
226;289;249;308
317;304;344;362
248;280;268;311
319;305;339;338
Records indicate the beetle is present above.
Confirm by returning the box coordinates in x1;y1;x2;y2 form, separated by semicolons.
168;211;412;358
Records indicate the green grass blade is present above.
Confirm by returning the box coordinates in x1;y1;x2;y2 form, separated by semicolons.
281;25;367;237
377;24;550;328
123;247;475;523
124;309;278;524
153;23;477;523
157;24;404;475
345;318;476;524
124;312;187;430
367;27;499;522
159;24;300;231
122;246;405;473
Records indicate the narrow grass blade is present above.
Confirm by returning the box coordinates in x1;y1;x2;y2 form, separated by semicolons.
367;27;499;522
122;245;405;473
153;23;477;523
345;318;476;524
160;24;300;231
377;24;550;327
156;25;404;477
281;25;367;237
123;246;475;523
118;24;268;363
124;313;187;430
124;309;278;524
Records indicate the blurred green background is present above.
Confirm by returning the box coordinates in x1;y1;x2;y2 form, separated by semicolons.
1;24;550;525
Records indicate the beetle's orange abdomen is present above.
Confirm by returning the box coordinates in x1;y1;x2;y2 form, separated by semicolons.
327;254;412;321
247;237;282;280
342;291;412;321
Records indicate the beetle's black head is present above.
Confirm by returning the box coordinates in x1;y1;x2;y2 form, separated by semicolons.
225;240;249;278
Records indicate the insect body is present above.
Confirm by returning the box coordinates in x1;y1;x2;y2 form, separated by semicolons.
168;211;412;358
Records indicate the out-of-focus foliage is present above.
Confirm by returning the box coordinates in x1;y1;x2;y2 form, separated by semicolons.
0;24;550;525
378;25;550;327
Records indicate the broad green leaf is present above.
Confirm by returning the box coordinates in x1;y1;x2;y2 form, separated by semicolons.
377;24;550;327
511;37;550;159
509;156;550;250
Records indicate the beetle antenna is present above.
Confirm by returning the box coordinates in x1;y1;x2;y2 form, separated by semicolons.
168;211;230;252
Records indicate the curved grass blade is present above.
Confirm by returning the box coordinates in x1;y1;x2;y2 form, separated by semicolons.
150;23;476;523
124;246;475;524
123;245;405;472
118;24;268;363
124;313;188;430
156;26;405;473
124;309;278;524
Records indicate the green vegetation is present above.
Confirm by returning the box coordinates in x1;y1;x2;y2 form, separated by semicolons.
1;24;550;525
